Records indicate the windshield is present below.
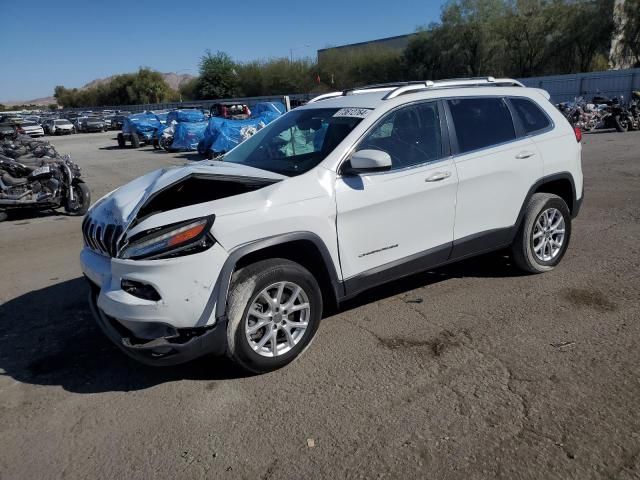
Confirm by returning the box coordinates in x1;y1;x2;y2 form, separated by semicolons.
55;120;71;125
223;108;364;176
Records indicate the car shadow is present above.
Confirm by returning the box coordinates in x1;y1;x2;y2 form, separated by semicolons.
0;278;251;394
98;145;125;150
339;250;522;312
0;251;520;394
2;207;68;223
172;152;206;161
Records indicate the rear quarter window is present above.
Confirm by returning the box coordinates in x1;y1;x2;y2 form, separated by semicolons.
448;97;516;153
510;97;551;134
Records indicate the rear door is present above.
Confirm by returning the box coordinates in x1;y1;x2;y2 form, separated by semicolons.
446;96;543;252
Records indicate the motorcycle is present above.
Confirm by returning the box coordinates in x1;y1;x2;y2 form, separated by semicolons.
556;97;600;132
0;135;91;222
592;95;635;132
628;91;640;131
153;121;176;152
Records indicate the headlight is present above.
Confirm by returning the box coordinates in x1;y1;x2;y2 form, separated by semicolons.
120;216;215;260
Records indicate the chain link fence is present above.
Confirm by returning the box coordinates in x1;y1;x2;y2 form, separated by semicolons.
518;68;640;103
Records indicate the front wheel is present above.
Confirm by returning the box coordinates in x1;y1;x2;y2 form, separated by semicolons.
131;132;140;148
511;193;572;274
64;181;91;216
226;259;322;373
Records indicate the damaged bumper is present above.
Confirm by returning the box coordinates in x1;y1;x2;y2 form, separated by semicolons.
80;244;229;365
87;283;227;365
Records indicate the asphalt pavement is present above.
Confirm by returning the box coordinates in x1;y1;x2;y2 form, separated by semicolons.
0;130;639;479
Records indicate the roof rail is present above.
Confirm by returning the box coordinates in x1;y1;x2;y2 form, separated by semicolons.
307;91;343;103
383;77;524;99
307;77;525;103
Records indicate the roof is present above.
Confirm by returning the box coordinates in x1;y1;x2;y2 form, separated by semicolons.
301;78;540;111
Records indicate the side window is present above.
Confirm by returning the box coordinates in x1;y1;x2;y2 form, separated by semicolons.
510;97;551;134
357;102;442;169
448;98;516;153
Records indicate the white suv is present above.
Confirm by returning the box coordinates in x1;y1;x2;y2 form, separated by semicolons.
80;77;583;372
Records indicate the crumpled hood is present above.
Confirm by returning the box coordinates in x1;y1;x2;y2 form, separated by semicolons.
88;161;286;230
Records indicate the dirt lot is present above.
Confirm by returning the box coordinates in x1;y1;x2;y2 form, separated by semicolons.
1;130;639;479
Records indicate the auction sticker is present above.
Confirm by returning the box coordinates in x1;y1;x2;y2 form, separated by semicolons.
333;108;372;118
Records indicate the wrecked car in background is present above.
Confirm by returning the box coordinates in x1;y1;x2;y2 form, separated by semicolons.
116;113;162;148
198;102;285;159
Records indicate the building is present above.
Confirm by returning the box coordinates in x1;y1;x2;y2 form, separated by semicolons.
317;33;417;61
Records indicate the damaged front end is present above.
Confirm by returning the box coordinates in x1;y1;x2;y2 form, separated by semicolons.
83;162;284;259
81;162;285;364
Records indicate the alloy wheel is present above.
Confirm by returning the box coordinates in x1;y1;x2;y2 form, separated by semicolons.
532;208;566;262
244;281;310;357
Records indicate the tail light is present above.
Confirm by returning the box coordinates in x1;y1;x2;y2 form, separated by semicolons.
573;126;582;142
16;126;25;134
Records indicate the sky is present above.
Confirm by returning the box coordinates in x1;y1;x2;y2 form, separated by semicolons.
0;0;445;103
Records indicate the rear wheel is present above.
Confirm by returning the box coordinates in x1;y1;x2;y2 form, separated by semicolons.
511;193;571;274
226;259;322;373
117;133;125;148
0;211;7;222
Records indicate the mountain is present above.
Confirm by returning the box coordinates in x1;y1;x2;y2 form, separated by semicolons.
81;72;195;91
3;72;196;106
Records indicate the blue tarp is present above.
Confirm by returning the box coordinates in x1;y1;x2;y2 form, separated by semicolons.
251;102;286;116
167;109;206;124
170;121;208;151
123;113;162;139
199;110;282;155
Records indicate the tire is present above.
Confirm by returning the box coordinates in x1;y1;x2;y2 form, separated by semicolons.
226;259;322;374
117;133;125;148
0;211;7;222
511;193;572;274
131;132;140;148
64;181;91;216
614;115;628;132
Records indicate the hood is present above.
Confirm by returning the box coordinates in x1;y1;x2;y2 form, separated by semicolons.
88;161;286;232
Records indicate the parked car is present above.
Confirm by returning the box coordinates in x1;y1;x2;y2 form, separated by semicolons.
18;121;45;137
45;118;75;135
210;102;251;119
81;77;583;373
110;114;128;130
117;113;161;148
79;117;107;132
0;121;18;139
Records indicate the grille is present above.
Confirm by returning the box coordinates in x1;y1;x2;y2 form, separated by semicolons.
82;216;124;257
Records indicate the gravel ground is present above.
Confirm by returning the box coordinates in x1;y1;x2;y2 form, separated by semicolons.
0;130;639;479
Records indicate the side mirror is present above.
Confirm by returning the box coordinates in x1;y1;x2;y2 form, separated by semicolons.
342;149;392;175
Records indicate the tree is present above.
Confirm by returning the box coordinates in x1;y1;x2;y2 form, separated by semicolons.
439;0;504;76
53;69;173;107
318;46;404;89
619;0;640;66
196;50;239;99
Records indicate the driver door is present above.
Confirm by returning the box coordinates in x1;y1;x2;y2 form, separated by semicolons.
335;101;458;291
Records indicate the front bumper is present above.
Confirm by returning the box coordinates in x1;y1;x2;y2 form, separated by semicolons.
80;243;230;365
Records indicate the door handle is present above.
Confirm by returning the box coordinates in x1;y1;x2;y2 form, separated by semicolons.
425;171;451;182
515;151;536;159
